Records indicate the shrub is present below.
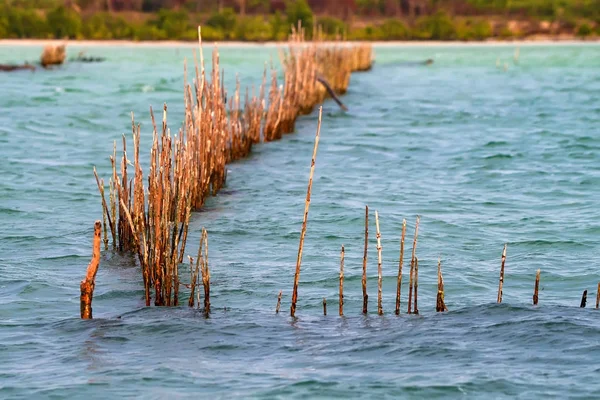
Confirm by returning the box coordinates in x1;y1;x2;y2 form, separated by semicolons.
46;6;81;38
413;11;457;40
153;9;189;38
317;16;347;36
235;16;271;41
286;0;313;33
380;19;409;40
270;11;286;40
577;23;592;37
206;7;237;38
2;8;49;38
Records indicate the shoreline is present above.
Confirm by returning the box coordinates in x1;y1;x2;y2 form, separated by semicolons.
1;38;599;48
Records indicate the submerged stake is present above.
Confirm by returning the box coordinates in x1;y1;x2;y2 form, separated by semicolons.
497;244;507;304
581;290;587;308
408;216;420;314
339;245;344;316
375;211;383;315
276;290;282;314
362;205;369;314
395;219;406;315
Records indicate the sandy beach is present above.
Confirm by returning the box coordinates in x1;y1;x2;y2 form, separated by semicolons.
1;37;598;48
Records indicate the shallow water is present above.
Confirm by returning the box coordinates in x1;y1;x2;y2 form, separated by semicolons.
1;43;600;398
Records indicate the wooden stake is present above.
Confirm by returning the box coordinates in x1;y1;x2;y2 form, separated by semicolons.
596;283;600;309
395;219;406;315
407;216;420;314
290;107;322;318
436;257;448;312
80;221;102;319
362;205;369;314
533;269;540;306
323;298;327;315
375;211;383;315
414;257;419;315
497;244;507;303
580;290;587;308
339;245;344;316
276;290;282;314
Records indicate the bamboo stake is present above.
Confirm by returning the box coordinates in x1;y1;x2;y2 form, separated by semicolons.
290;107;322;318
339;245;344;316
407;216;420;314
497;244;507;303
188;256;196;307
395;219;406;315
596;283;600;309
375;211;383;315
362;205;369;314
323;298;327;315
276;290;282;314
414;257;419;315
533;269;540;306
80;221;101;319
201;228;210;315
580;290;587;308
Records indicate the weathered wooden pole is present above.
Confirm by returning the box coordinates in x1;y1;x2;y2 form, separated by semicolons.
395;219;406;315
407;216;420;314
375;211;383;315
323;298;327;315
533;269;540;306
339;245;344;316
80;221;102;319
362;205;369;314
596;283;600;309
497;244;507;303
580;290;587;308
290;107;322;318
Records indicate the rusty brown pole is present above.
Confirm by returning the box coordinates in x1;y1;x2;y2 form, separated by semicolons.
533;269;540;306
323;298;327;315
596;283;600;309
80;221;102;319
290;107;322;318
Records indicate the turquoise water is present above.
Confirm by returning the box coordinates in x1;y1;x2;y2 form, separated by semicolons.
1;43;600;398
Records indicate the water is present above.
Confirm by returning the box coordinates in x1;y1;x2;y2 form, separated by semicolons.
1;43;600;398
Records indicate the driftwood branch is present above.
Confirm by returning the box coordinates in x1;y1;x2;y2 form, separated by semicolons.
316;74;348;111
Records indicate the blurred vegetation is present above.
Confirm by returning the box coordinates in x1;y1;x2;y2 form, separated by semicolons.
0;0;598;41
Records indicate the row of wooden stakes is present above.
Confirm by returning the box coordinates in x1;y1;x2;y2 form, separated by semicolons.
285;107;600;318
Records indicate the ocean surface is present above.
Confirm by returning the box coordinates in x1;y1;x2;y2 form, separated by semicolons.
1;42;600;399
